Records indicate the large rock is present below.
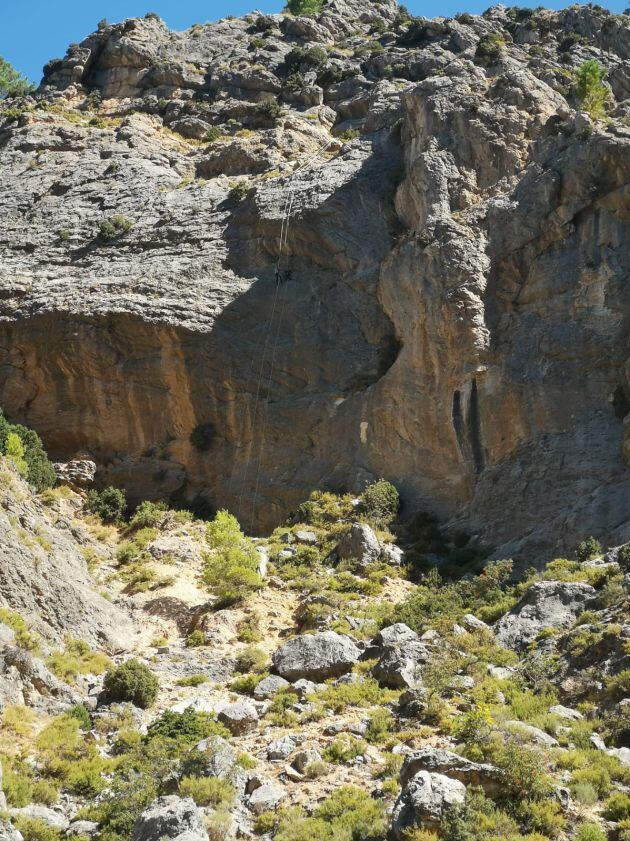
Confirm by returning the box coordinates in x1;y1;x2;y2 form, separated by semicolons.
133;796;208;841
0;822;22;841
400;748;503;797
504;721;559;747
253;674;289;700
189;736;237;779
9;807;69;831
272;631;360;681
494;582;597;650
337;523;381;566
247;783;286;815
392;771;466;837
370;625;430;689
217;701;259;735
53;458;96;487
0;468;133;648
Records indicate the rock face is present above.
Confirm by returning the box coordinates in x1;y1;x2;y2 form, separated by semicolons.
272;631;360;681
217;701;259;735
0;465;133;648
337;523;381;566
495;581;597;650
370;624;429;688
400;748;503;797
133;796;208;841
53;459;96;488
0;3;629;558
392;770;466;837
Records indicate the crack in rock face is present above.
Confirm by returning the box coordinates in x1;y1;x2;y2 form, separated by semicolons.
0;1;629;559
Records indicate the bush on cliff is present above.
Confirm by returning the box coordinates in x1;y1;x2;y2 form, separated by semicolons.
0;413;56;491
574;60;608;119
361;479;399;526
86;486;127;523
102;659;159;708
285;0;324;16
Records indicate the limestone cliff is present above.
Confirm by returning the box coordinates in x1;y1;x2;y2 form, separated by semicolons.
0;1;629;559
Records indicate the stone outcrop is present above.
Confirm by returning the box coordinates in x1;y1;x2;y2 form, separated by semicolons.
0;2;629;560
400;748;504;797
392;770;466;837
133;796;208;841
370;624;430;688
494;580;597;650
0;464;133;648
272;630;360;681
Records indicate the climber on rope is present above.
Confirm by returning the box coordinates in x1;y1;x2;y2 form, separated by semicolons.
275;267;292;286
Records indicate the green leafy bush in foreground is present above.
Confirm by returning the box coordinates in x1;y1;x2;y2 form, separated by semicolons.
203;510;263;604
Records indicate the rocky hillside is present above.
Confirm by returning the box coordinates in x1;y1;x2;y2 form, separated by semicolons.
0;0;629;558
0;450;627;841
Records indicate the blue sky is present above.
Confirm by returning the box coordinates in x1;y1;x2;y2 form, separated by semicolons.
2;0;628;84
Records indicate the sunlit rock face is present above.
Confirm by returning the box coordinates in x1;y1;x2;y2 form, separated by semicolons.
0;1;628;558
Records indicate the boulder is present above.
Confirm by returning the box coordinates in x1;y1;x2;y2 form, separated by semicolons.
247;783;286;814
66;822;99;837
217;701;259;735
53;459;96;488
294;530;318;544
267;735;295;761
608;746;630;767
494;582;596;650
372;623;419;648
254;674;290;700
9;807;68;831
504;721;559;747
392;771;466;837
372;637;430;689
337;523;381;566
291;678;319;699
272;631;360;681
381;543;404;565
133;796;208;841
292;748;323;774
400;748;503;797
549;704;583;721
398;687;428;717
0;821;22;841
590;733;607;751
190;736;237;779
462;614;490;632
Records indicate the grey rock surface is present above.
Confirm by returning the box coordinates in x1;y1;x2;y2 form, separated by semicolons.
504;721;559;747
253;674;290;700
247;782;286;814
0;467;133;648
217;700;259;735
190;736;237;779
495;581;597;650
372;639;430;689
272;631;360;681
400;748;503;797
337;523;381;566
0;822;22;841
133;796;208;841
392;770;466;837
